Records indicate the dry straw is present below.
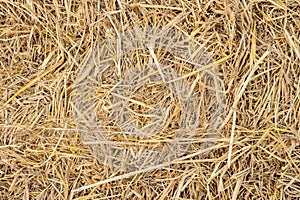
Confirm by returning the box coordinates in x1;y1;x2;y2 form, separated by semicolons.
0;0;299;199
73;27;226;172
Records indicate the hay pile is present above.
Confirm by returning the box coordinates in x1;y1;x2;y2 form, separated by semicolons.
0;0;299;199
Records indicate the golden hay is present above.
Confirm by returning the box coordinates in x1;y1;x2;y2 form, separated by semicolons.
0;0;300;199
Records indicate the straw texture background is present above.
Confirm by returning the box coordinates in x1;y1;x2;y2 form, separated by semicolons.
0;0;299;199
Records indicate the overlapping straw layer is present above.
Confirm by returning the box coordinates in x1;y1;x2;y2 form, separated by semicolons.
0;1;299;199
